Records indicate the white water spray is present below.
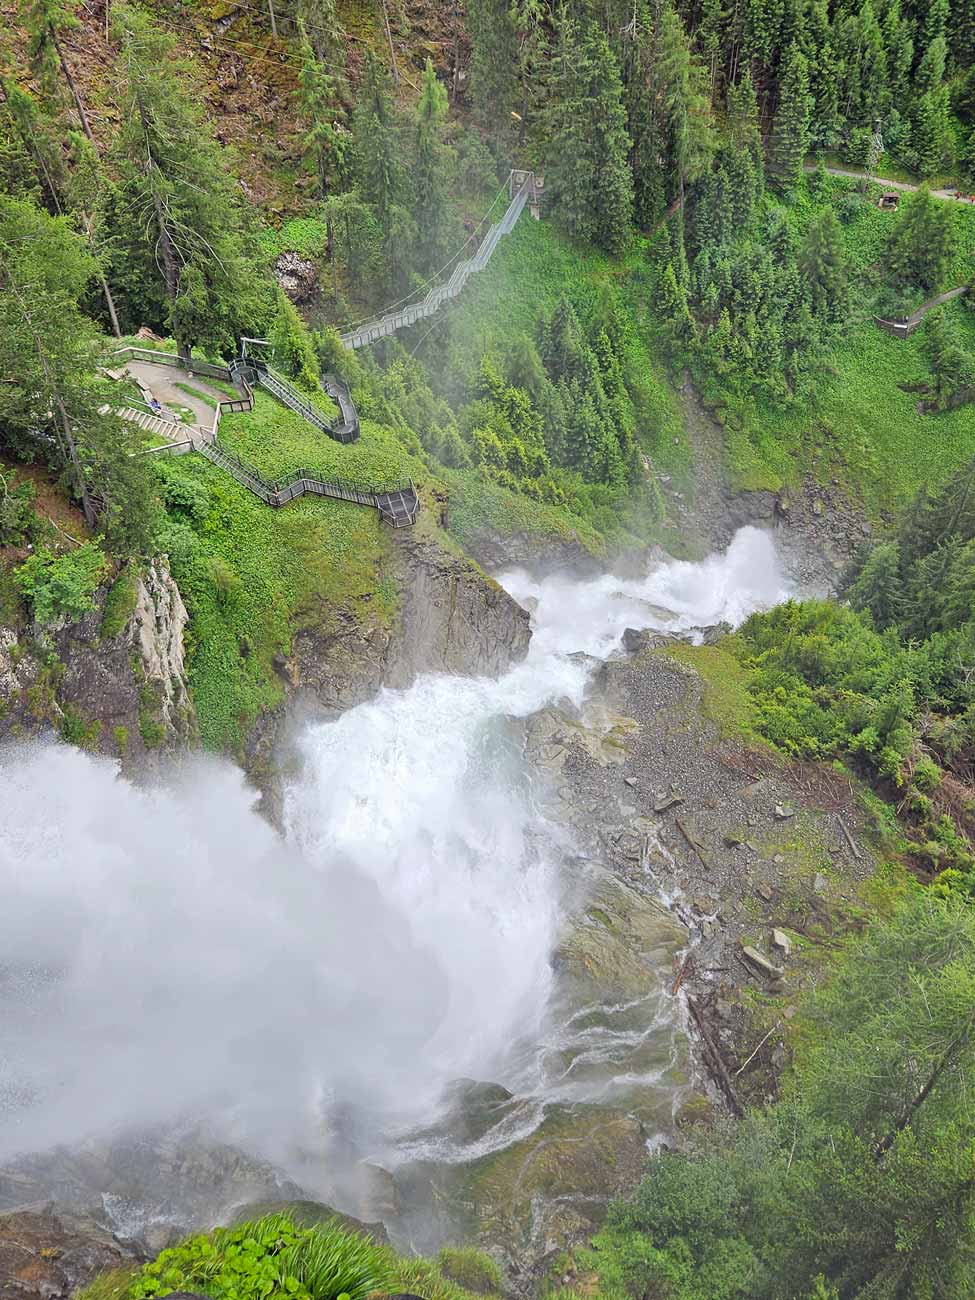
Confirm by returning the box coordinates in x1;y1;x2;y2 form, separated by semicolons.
0;527;787;1182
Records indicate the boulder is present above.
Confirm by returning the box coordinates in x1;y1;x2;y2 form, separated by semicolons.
0;1207;142;1300
771;929;792;957
273;252;319;304
741;946;784;981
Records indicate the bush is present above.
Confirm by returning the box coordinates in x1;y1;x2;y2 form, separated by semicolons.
129;1214;391;1300
15;541;108;625
437;1248;502;1295
100;565;139;640
0;478;37;546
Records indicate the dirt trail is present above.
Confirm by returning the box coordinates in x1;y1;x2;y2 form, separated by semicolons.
804;162;975;204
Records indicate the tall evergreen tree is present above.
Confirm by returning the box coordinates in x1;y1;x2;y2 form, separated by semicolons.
543;9;633;254
798;209;850;320
467;0;518;146
351;50;411;290
113;6;264;361
411;59;456;275
21;0;94;142
768;43;812;192
0;195;155;549
887;185;953;288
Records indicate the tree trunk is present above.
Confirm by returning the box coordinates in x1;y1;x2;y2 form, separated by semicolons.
380;0;399;83
51;26;95;144
55;393;97;529
267;0;278;38
81;212;122;338
519;80;528;147
875;1016;975;1160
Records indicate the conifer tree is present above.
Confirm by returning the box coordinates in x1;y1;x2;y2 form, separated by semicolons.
296;18;347;274
411;59;456;275
543;8;633;254
22;0;94;142
798;209;850;320
467;0;518;146
351;50;411;289
882;0;914;100
886;185;953;288
804;0;840;149
0;76;66;215
768;44;811;192
0;195;155;549
113;6;264;362
270;288;321;392
657;4;716;219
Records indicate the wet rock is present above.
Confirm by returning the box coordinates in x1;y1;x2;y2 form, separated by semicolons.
0;1208;143;1300
0;559;194;765
555;868;686;999
695;622;732;646
773;803;796;820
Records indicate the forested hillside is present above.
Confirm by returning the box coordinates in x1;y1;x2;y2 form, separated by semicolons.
3;0;975;1292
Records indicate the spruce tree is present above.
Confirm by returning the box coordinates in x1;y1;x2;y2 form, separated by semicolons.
768;43;812;193
467;0;519;146
411;59;456;275
798;209;850;320
270;288;321;392
351;50;411;290
0;195;156;550
22;0;94;142
887;185;953;288
543;9;634;254
296;17;347;276
657;4;716;219
882;0;914;100
113;6;264;362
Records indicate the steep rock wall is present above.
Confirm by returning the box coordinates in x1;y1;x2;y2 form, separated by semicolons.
0;559;194;765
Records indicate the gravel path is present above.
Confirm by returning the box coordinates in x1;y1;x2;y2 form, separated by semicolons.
804;162;975;204
123;360;227;427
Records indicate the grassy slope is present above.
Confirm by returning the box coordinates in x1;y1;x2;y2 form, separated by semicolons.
423;218;686;550
708;179;975;511
159;452;400;752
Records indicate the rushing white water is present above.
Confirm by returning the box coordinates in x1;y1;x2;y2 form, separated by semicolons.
0;526;787;1185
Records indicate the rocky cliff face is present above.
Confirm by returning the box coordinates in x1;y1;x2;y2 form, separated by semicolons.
251;529;531;744
0;559;194;765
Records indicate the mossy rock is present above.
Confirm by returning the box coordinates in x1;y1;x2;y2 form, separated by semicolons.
229;1199;388;1244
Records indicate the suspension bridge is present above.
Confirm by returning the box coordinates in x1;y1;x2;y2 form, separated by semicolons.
339;170;543;350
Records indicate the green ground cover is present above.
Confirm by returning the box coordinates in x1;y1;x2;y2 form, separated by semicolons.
694;178;975;508
153;449;399;751
218;392;427;487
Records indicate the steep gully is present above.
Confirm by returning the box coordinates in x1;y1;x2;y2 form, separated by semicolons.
1;527;803;1278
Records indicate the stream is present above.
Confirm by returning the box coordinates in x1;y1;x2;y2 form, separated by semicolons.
0;526;787;1256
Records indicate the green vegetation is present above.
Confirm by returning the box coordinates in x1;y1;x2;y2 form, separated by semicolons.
583;892;975;1299
15;541;107;625
128;1214;388;1300
79;1215;497;1300
437;1247;503;1295
99;564;138;639
151;450;397;750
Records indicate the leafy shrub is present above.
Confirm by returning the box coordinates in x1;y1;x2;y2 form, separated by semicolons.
0;478;37;546
437;1247;502;1295
100;565;139;640
128;1214;391;1300
15;541;108;625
